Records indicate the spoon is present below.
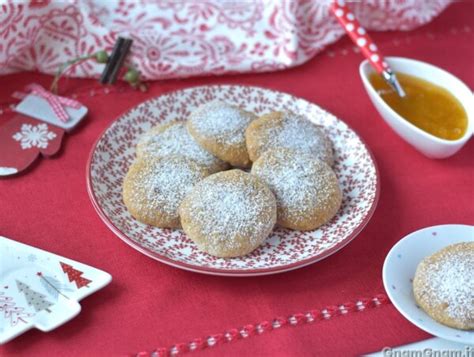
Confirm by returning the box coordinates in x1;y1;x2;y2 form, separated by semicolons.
330;0;406;97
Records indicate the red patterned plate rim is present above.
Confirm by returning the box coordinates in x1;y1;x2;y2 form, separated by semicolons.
86;84;380;277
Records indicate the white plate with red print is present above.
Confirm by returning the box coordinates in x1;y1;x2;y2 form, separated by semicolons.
0;236;111;344
383;224;474;345
87;85;379;276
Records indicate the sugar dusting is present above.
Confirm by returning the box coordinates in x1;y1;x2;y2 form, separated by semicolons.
129;157;206;217
182;171;275;251
417;242;474;326
189;101;256;145
252;149;340;223
137;121;224;171
264;112;333;165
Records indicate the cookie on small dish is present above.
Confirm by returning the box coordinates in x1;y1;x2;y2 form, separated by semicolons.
413;242;474;330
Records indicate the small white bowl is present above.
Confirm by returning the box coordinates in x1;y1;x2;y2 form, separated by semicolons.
383;224;474;345
360;57;474;158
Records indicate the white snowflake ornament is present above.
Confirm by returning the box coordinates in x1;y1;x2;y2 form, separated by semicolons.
0;84;87;177
12;124;57;150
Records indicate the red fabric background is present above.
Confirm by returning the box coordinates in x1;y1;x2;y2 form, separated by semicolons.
1;3;473;356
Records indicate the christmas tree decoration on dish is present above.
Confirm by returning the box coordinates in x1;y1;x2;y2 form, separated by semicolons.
37;272;74;300
16;281;54;313
0;292;34;327
60;263;92;289
0;236;111;344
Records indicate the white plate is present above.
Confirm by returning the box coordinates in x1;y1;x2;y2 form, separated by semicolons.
383;224;474;345
0;236;112;344
87;85;379;276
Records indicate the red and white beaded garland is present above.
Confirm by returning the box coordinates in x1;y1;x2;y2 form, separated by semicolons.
133;293;390;356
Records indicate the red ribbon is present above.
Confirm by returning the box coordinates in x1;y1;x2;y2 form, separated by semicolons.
13;84;82;123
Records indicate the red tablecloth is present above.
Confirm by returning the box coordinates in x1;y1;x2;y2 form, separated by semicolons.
1;3;473;356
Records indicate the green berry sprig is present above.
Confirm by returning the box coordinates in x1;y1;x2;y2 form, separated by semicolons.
50;50;147;94
95;50;109;64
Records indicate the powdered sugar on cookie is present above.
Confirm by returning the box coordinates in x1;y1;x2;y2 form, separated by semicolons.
415;242;474;328
246;111;334;165
136;121;226;173
142;160;203;214
189;101;256;145
123;156;208;227
179;170;276;257
270;113;333;164
251;148;341;230
266;152;334;213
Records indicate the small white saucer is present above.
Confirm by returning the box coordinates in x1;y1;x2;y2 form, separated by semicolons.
383;224;474;345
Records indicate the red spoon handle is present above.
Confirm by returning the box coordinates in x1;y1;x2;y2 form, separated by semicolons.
330;1;389;74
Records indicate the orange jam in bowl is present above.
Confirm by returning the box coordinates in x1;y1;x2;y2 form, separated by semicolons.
369;72;468;141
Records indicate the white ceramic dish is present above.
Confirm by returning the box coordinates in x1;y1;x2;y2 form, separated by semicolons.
0;236;112;344
87;85;380;276
360;57;474;159
383;224;474;345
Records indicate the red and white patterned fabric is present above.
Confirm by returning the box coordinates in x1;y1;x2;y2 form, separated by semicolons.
0;2;473;353
0;0;451;80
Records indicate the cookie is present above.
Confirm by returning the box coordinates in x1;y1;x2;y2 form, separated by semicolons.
413;242;474;330
179;169;277;258
123;156;209;228
245;111;334;165
251;148;342;231
136;121;227;174
187;101;257;167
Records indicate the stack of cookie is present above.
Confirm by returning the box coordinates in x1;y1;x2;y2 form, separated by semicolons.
123;101;342;258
